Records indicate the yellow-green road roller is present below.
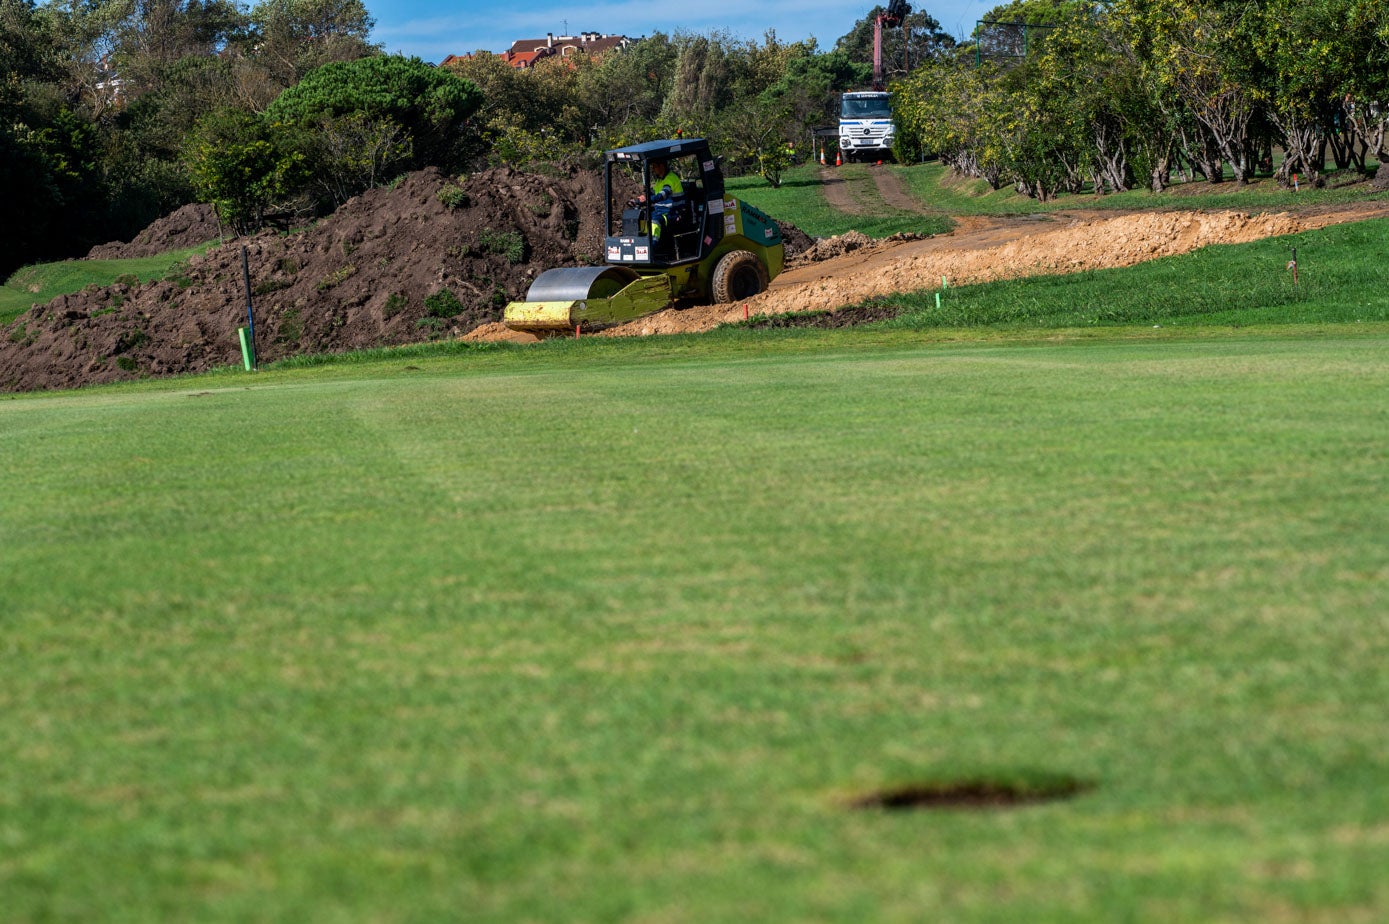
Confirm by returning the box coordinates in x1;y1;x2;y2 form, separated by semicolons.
503;138;784;334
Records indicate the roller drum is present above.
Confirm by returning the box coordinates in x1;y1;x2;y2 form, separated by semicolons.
525;266;640;302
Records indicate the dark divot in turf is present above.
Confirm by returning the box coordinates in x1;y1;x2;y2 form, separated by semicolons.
742;302;903;330
850;776;1092;812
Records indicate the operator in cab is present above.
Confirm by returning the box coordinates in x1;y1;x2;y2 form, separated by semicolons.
647;158;684;247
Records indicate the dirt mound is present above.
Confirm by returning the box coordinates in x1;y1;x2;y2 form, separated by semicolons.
85;204;225;259
795;230;878;264
587;204;1389;339
777;220;816;262
1;165;609;392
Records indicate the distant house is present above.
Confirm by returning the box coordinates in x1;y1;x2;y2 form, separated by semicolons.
442;32;632;70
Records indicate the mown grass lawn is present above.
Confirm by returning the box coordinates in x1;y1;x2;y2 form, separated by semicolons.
728;166;952;238
3;329;1387;922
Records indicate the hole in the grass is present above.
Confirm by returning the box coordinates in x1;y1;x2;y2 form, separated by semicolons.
850;776;1093;811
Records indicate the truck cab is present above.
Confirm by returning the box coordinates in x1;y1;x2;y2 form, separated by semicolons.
838;92;895;163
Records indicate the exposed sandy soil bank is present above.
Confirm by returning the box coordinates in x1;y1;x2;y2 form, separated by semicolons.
571;202;1389;339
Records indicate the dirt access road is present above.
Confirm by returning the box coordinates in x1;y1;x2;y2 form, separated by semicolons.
469;171;1389;341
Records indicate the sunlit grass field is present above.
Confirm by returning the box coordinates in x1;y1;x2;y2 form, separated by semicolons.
4;327;1388;922
727;167;952;238
4;148;1389;921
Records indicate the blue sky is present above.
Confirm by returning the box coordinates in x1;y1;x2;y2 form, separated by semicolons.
366;0;999;64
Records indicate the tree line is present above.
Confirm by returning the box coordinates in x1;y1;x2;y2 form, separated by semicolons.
893;0;1389;199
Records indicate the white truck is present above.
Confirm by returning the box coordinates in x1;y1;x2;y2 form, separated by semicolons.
838;91;895;163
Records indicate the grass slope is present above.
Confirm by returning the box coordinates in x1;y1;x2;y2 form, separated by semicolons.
729;166;952;238
3;333;1388;922
0;243;215;326
869;217;1389;329
890;160;1387;217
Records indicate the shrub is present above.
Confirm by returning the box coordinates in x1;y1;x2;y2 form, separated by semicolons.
437;184;469;209
184;108;308;234
478;228;526;264
383;292;409;319
276;308;303;344
424;288;463;318
253;278;292;295
264;56;482;171
316;265;357;290
114;328;147;353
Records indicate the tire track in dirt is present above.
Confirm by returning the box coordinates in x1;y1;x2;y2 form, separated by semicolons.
870;166;935;214
818;167;866;215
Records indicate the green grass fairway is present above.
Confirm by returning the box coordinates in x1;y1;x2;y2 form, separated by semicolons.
4;332;1387;921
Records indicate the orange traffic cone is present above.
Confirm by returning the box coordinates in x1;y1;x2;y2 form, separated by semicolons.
835;150;842;167
819;147;826;166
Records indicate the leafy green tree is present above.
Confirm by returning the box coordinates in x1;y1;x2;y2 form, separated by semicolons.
184;107;306;231
1247;0;1345;184
1334;0;1389;176
760;47;868;147
1115;0;1259;183
665;32;738;120
442;47;593;166
246;0;376;88
894;59;1009;185
304;111;411;205
110;0;246;98
2;0;61;109
265;54;481;171
714;93;793;186
577;31;675;139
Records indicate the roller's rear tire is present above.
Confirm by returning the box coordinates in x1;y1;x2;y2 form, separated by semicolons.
711;250;770;304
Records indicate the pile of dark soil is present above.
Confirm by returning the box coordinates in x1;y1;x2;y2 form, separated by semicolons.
85;204;225;259
777;220;816;262
0;165;614;392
